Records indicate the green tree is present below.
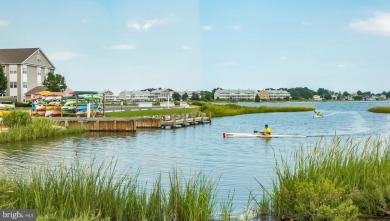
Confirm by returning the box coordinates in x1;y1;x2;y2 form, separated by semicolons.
0;65;7;96
191;92;200;100
43;72;67;92
288;87;315;100
200;91;213;101
255;94;260;102
181;93;189;101
172;92;181;101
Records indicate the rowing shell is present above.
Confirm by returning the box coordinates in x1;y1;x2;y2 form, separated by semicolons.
223;132;306;138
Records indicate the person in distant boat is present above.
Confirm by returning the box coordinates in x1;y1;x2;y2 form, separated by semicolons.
316;111;323;117
261;124;272;135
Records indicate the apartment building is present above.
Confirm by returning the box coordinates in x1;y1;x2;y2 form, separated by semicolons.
118;89;173;103
214;89;257;100
0;48;55;102
258;89;291;100
98;90;121;103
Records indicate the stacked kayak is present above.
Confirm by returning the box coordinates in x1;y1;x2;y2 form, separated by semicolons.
30;90;103;117
0;103;15;117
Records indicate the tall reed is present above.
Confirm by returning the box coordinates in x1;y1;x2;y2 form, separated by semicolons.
258;137;390;220
0;118;84;142
200;103;315;117
0;158;218;220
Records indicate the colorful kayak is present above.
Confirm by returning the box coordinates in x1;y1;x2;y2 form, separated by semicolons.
223;132;306;138
313;115;323;118
76;104;102;111
0;104;15;109
83;95;102;101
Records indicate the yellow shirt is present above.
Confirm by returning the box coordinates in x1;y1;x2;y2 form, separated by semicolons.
263;127;272;135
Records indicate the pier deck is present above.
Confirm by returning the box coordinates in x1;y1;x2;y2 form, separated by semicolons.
51;113;211;132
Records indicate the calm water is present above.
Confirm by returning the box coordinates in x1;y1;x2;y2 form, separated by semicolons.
1;101;390;215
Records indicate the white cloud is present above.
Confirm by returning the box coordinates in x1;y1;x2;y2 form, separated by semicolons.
110;44;136;50
128;22;141;30
81;18;90;24
337;64;347;68
128;19;164;31
202;25;213;31
181;45;192;50
214;62;237;67
350;12;390;36
0;20;9;27
280;56;287;60
228;24;242;30
49;51;78;61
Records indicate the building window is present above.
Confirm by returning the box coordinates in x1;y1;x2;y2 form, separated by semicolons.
23;82;27;88
2;65;5;73
10;65;17;74
10;82;17;88
37;67;41;76
23;66;27;74
37;55;41;62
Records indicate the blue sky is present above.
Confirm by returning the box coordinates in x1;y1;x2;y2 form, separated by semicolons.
1;0;390;94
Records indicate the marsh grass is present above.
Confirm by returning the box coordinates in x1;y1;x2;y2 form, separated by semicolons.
219;189;235;221
258;137;390;220
106;107;200;118
0;118;84;142
200;103;315;117
368;106;390;114
0;158;218;220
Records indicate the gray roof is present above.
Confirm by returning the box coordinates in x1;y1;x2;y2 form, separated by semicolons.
0;48;39;64
25;86;48;96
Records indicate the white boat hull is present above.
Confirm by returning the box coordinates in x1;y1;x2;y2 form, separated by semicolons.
223;132;306;138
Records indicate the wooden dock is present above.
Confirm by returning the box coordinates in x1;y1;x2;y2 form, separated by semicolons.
51;112;211;131
160;115;211;128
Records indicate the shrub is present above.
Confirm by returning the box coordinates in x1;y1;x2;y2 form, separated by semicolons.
2;110;32;128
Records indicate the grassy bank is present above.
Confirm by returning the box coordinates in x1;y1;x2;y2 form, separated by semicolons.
200;103;315;117
0;118;84;142
368;106;390;114
0;159;218;221
106;103;314;118
258;137;390;220
106;107;200;118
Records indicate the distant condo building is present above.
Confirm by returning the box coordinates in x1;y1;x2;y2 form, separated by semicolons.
214;89;257;100
119;89;173;103
98;90;121;103
0;48;55;102
259;89;291;100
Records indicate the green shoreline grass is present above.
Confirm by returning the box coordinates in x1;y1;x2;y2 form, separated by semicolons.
0;118;84;143
257;137;390;220
368;106;390;114
105;107;200;118
200;103;315;117
0;159;218;221
106;103;314;118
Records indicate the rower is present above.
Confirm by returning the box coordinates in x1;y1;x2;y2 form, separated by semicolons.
261;124;272;135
